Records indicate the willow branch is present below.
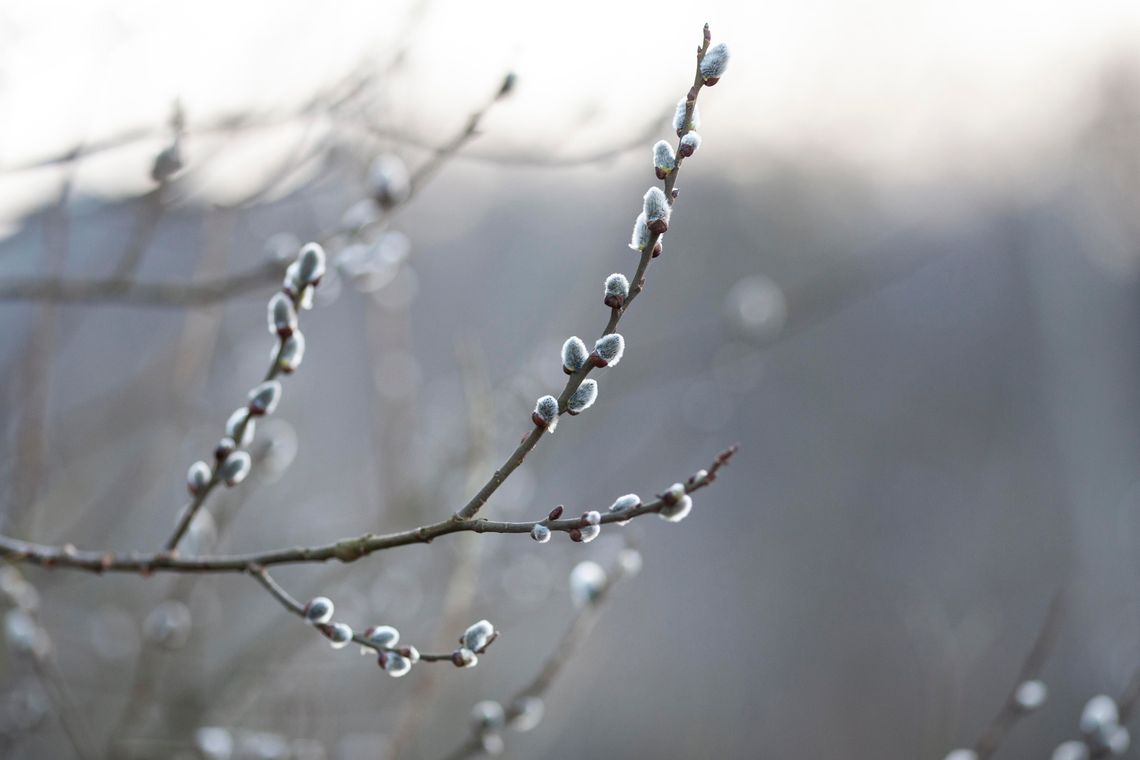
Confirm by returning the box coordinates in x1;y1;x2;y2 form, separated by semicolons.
452;26;715;523
0;447;735;574
248;566;476;663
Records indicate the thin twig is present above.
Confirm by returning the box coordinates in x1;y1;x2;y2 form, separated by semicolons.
972;590;1066;758
440;550;635;760
0;446;736;574
247;565;467;663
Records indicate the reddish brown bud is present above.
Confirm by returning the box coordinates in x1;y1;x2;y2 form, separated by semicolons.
604;293;625;309
704;76;720;86
548;505;564;521
588;352;608;368
652;240;663;258
648;218;668;235
655;167;668;180
569;528;583;542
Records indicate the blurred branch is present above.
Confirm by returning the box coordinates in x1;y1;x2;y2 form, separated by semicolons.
972;590;1066;759
0;446;736;573
440;551;636;760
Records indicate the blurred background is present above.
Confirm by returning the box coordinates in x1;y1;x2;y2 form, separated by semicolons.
2;0;1140;757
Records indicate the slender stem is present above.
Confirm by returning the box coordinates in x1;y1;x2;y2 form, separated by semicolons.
0;447;736;574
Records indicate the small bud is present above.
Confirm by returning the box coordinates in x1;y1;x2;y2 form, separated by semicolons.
662;482;686;506
604;273;629;309
214;437;236;461
530;524;551;543
187;461;211;495
566;379;598;415
225;408;255;447
247;381;282;416
643;187;670;234
463;619;495;652
399;645;420;663
151;143;183;183
568;527;582;542
673;97;701;135
609;493;640;526
652;239;663;258
303;597;334;624
368;154;411;209
1014;680;1047;712
653;140;676;179
678;131;702;158
364;625;399;649
297;243;326;285
532;395;559;433
561;337;589;374
278;331;305;374
569;561;607;608
452;647;478;668
509;696;545;732
590;334;625;368
319;622;353;649
629;212;651;252
219;451;251;487
548;505;564;521
700;42;730;84
267;292;298;337
659;494;693;523
472;700;506;733
582;511;601;526
382;652;412;677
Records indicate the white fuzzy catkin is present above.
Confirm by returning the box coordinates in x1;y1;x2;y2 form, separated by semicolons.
454;647;478;668
679;131;702;157
577;524;600;543
225;408;255;447
383;652;412;677
567;379;598;415
304;597;334;624
267;292;298;336
530;524;551;543
659;493;693;523
278;332;305;373
629;212;650;252
472;700;506;732
561;337;588;373
593;334;625;367
368;154;412;209
1014;679;1047;711
1051;741;1090;760
653;140;676;176
509;696;545;732
533;395;559;432
219;451;251;487
943;752;978;760
187;461;211;494
1081;695;1119;735
673;97;701;133
604;273;629;308
644;187;669;222
699;43;730;82
365;625;399;648
248;381;282;416
463;619;495;652
325;622;353;649
609;493;640;525
569;561;607;608
297;243;326;285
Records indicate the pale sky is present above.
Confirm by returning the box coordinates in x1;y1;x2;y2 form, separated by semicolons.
0;0;1137;220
